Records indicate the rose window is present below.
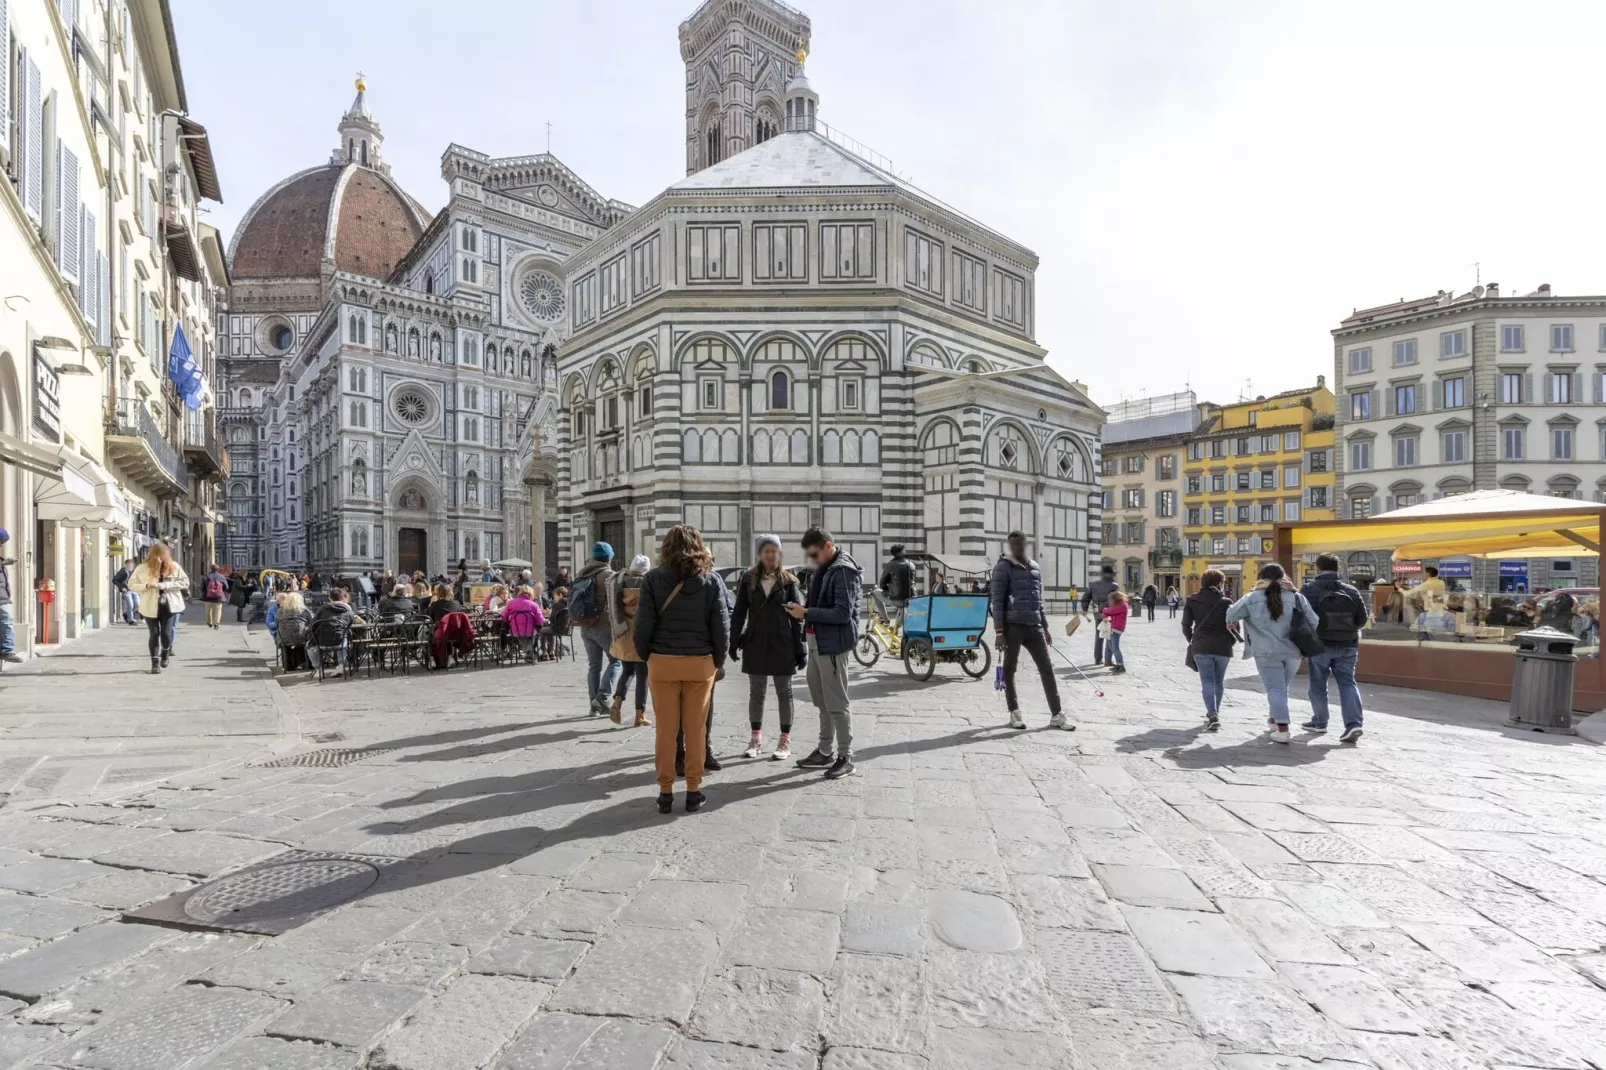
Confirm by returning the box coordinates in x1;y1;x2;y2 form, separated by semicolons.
393;389;430;426
519;271;565;323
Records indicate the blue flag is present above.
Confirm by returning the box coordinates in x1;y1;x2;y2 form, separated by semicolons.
167;324;205;409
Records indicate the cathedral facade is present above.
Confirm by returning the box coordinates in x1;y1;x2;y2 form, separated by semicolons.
218;0;1105;590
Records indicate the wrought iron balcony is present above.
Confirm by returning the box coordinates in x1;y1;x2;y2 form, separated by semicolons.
183;411;227;481
105;399;187;497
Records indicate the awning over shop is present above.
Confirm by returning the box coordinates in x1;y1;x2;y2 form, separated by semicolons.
33;449;129;528
0;431;66;478
1277;490;1606;558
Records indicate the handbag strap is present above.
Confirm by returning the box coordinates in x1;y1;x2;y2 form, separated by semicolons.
660;581;686;613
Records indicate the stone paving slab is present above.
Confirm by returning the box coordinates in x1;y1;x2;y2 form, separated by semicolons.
2;616;1606;1067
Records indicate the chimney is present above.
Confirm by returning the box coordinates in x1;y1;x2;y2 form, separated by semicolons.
1485;282;1499;298
1538;283;1552;297
1316;374;1326;388
1436;289;1452;306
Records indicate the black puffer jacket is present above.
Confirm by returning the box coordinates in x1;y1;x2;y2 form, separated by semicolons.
731;570;806;676
990;555;1048;629
803;550;861;656
1182;586;1237;657
633;566;730;667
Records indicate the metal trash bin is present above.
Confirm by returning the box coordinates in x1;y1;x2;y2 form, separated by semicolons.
1508;625;1580;733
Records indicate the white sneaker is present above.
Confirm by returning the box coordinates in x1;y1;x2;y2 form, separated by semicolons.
1049;712;1073;731
1269;726;1291;744
743;735;762;759
1008;710;1027;730
771;737;792;761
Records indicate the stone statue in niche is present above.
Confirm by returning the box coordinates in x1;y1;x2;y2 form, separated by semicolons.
430;336;442;362
400;487;425;511
353;471;368;495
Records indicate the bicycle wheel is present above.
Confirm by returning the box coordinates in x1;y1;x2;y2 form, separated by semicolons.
854;633;882;668
903;636;935;681
958;638;992;679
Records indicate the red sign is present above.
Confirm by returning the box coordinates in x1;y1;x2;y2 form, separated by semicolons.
1392;560;1422;575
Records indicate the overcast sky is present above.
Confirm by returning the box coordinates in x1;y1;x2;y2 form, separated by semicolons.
170;0;1606;412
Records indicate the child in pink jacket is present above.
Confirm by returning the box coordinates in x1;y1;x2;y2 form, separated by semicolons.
1101;591;1129;674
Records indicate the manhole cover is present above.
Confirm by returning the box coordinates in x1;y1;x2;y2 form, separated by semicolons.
124;850;398;935
309;731;346;743
254;748;391;768
184;859;379;924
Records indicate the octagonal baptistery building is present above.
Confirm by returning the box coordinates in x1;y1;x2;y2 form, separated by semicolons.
554;61;1104;587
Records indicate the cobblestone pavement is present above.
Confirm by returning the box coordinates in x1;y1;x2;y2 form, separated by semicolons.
2;610;1606;1069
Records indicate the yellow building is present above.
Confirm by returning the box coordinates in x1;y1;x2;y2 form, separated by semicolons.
1182;378;1336;596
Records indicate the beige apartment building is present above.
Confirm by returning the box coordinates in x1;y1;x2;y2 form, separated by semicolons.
1097;392;1205;594
1333;282;1606;591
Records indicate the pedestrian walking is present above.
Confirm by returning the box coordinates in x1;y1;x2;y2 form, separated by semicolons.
1100;591;1129;674
200;563;229;629
573;542;621;717
1226;563;1319;744
0;529;18;663
131;544;188;674
789;527;861;778
1166;587;1180;618
731;534;806;760
608;554;652;727
991;530;1071;730
112;559;138;625
1142;584;1158;622
229;570;250;622
1081;564;1120;665
1182;569;1236;730
1299;554;1369;743
633;524;730;814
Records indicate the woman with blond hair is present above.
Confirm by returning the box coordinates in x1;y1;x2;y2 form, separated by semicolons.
482;583;509;614
130;543;188;674
633;524;730;814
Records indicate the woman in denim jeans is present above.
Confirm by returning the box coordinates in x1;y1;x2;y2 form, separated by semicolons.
1181;569;1237;730
1226;563;1318;744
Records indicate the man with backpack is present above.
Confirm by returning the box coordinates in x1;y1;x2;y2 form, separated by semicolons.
573;542;620;717
201;564;230;629
1300;553;1369;743
877;545;915;626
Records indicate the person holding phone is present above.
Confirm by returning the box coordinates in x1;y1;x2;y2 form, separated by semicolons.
788;527;861;779
730;534;806;761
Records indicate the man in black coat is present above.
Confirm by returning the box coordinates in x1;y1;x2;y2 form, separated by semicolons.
990;530;1069;732
877;545;915;626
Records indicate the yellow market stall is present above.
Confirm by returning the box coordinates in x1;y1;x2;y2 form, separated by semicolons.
1274;490;1606;711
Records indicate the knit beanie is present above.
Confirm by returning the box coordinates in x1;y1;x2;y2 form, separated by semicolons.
755;533;782;556
592;541;613;562
629;554;650;574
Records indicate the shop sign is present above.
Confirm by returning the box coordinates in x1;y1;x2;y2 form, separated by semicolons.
32;354;61;443
1437;559;1473;579
1347;563;1375;581
1499;561;1529;577
1393;560;1422;575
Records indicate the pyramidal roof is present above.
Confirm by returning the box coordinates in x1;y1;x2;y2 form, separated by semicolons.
669;130;899;191
667;131;1026;255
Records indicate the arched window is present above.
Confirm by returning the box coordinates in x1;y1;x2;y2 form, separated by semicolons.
863;429;880;464
770;369;790;410
683;429;701;462
822;429;841;465
347;137;354;161
922;420;959;466
986;424;1031;471
349;400;362;427
790;429;809;464
359;527;369;556
350;527;361;556
360;140;368;166
720;428;740;463
752;429;772;464
424;273;434;295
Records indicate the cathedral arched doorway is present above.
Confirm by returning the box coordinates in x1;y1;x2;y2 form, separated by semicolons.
388;478;443;579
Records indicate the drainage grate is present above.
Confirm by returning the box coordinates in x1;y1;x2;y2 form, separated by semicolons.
308;731;346;743
124;849;398;935
253;747;391;769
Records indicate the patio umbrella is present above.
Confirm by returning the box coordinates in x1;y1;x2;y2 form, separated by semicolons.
491;558;534;570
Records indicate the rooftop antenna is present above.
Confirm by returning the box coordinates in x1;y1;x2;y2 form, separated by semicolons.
1473;261;1481;286
546;121;552;154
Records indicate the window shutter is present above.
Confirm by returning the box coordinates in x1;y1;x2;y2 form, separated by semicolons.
1595;372;1604;405
1384;388;1394;417
1432;379;1443;411
1573;373;1584;405
79;206;95;322
98;254;109;345
1370;389;1381;420
21;50;40;222
1524;373;1534;405
55;141;79;282
0;0;10;162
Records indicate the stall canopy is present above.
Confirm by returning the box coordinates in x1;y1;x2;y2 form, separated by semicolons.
33;449;129;529
1277;490;1606;559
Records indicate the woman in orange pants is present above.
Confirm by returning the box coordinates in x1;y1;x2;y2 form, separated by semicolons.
631;525;731;814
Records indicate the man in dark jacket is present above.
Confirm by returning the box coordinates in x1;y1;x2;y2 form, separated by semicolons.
113;558;137;624
991;531;1068;731
0;528;17;662
1300;554;1369;743
788;527;861;778
877;545;915;626
1081;564;1121;665
308;588;365;676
